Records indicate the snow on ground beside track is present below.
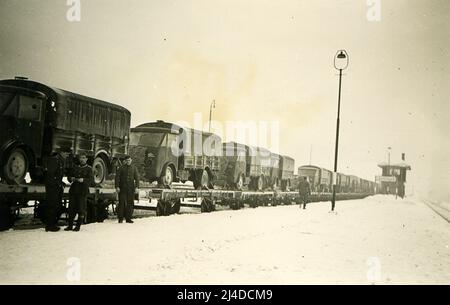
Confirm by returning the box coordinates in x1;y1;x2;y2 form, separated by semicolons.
1;195;449;284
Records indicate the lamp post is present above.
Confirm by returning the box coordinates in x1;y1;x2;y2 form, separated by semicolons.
208;99;216;132
331;50;349;211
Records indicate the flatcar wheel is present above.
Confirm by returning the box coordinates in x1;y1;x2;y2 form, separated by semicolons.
156;200;164;216
172;199;181;214
209;200;216;212
0;202;14;231
201;199;209;213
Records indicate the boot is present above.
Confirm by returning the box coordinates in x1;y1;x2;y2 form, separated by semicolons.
73;218;82;232
45;225;60;232
64;220;74;231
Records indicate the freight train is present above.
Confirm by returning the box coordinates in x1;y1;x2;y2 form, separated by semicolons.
0;78;378;230
297;165;377;194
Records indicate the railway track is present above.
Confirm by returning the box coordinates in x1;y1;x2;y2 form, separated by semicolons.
423;200;450;223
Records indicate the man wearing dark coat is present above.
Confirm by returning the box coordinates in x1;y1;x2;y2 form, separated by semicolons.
44;148;71;232
115;155;139;223
65;153;93;232
298;176;311;210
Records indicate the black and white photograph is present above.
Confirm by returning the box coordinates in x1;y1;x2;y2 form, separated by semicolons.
0;0;449;288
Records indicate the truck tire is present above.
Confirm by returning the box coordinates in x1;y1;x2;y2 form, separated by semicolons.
235;174;244;190
158;165;174;188
257;175;264;191
194;169;209;190
2;148;28;184
93;157;107;185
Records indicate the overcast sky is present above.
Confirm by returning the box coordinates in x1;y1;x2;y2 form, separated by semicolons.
1;0;449;200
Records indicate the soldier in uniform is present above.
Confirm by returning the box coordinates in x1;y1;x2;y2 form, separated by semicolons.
115;155;139;223
298;176;311;210
65;153;93;232
44;148;71;232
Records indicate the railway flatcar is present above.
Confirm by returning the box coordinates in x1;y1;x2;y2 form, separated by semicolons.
0;78;130;185
129;120;222;189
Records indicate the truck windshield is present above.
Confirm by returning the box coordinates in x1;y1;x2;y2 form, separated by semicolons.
0;91;17;115
130;132;166;147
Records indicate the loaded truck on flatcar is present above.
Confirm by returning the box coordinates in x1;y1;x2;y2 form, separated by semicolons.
0;78;130;185
218;143;294;191
298;165;332;193
279;155;295;191
219;142;247;190
129;121;222;189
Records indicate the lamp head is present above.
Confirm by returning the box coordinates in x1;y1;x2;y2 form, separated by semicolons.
337;51;346;59
334;50;349;70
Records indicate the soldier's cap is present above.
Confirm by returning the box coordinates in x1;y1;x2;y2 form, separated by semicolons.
78;152;88;157
123;155;132;160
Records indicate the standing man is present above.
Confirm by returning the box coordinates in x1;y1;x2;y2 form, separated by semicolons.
298;176;311;210
115;155;139;223
44;148;71;232
65;153;93;232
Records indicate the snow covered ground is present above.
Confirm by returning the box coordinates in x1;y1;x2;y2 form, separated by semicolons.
1;195;449;285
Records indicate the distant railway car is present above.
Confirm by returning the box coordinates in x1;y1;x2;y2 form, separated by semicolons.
0;78;130;185
336;173;344;193
340;173;351;193
129;121;221;189
348;175;360;193
361;179;374;194
298;165;319;191
298;165;332;193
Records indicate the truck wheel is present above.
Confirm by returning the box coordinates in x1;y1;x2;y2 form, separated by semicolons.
172;199;181;214
201;198;211;213
257;176;264;191
156;200;165;216
158;165;174;188
2;148;28;184
93;157;107;185
272;178;279;190
194;170;209;190
235;174;244;190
